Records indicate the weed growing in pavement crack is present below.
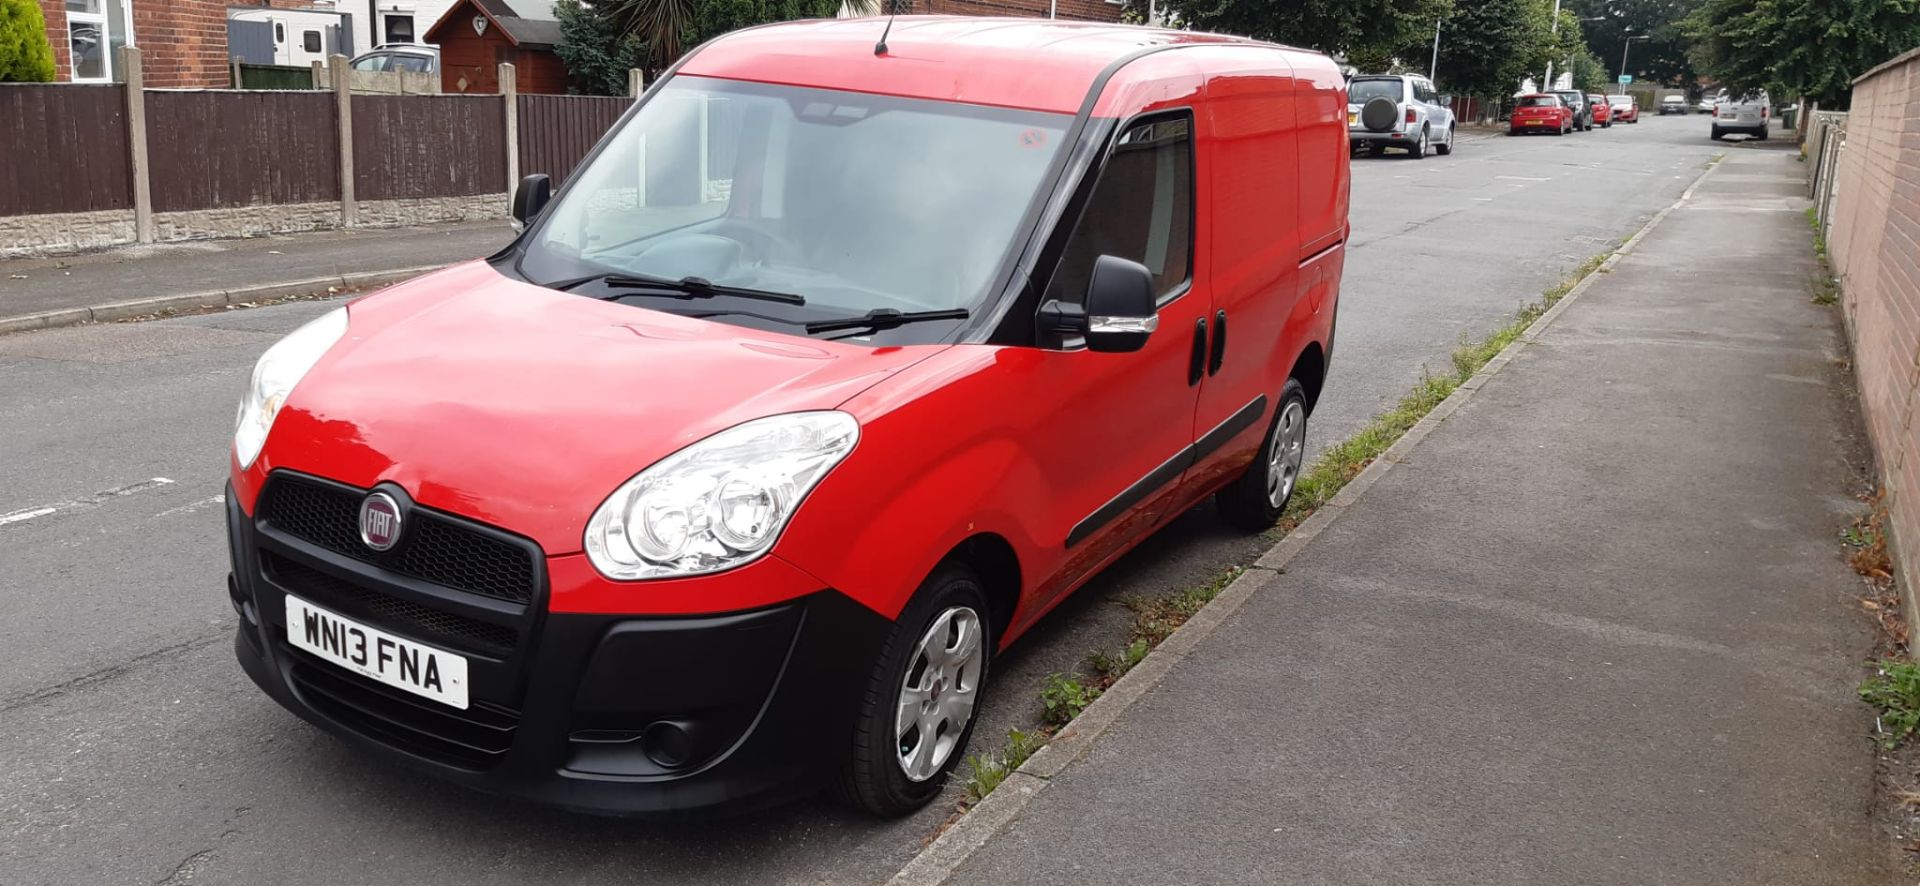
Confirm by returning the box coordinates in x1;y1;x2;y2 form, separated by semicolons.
955;250;1620;811
1039;674;1099;728
961;728;1042;804
1862;662;1920;747
1804;207;1841;305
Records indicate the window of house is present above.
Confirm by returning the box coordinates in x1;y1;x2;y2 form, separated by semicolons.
303;30;323;53
1045;114;1194;305
383;15;415;45
64;0;132;82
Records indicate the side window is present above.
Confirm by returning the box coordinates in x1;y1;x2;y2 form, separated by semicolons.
1045;114;1194;305
303;31;323;53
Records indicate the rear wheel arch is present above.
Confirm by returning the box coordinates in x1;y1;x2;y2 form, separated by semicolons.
1289;341;1327;414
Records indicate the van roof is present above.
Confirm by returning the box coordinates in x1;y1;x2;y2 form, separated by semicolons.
678;16;1271;115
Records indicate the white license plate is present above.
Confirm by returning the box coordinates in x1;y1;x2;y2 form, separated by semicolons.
286;594;469;709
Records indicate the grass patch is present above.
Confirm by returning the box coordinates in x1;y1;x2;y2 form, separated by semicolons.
957;249;1620;809
1863;661;1920;747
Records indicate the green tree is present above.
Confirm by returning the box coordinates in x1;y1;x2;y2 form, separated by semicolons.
1568;43;1609;89
1685;0;1920;106
555;0;646;95
1565;0;1702;90
0;0;57;83
1158;0;1455;67
1433;0;1557;99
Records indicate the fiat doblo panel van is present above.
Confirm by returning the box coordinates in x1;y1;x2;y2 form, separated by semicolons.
225;17;1350;817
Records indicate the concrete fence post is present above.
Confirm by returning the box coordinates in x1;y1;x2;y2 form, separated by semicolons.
330;55;357;227
312;60;326;90
500;63;519;199
119;46;154;244
230;58;243;89
628;68;646;98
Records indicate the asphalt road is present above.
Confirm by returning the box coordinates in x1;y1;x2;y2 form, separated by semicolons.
0;113;1737;886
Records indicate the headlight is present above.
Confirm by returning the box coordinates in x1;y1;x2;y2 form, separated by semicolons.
233;307;348;469
584;412;859;580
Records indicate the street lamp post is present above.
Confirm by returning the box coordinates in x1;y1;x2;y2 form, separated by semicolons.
1430;17;1441;82
1619;34;1649;86
1542;0;1563;91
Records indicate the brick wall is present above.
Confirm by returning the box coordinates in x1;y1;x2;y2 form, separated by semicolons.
34;1;69;79
1828;45;1920;629
909;0;1127;23
35;0;330;88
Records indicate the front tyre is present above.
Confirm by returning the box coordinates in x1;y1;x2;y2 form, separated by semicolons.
838;563;991;816
1218;379;1309;531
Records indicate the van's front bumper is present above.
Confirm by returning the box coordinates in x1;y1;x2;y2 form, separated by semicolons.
225;478;891;817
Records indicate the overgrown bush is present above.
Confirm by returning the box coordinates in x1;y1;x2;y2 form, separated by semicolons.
0;0;57;83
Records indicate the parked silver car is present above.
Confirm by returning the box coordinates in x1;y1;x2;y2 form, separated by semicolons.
348;43;440;75
1348;74;1457;158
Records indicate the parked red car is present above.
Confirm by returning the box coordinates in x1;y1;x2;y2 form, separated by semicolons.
1586;93;1613;127
1510;93;1573;135
1606;94;1640;123
226;18;1349;817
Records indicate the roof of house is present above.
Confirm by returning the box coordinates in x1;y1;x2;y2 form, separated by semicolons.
678;17;1297;115
425;0;562;49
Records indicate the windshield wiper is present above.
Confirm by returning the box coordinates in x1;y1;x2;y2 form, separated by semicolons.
551;272;805;306
804;308;969;335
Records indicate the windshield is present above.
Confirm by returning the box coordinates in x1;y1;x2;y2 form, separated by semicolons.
1517;95;1560;108
516;77;1071;340
1607;95;1631;103
1348;78;1402;102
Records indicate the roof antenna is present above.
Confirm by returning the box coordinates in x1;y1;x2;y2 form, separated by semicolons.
874;15;895;56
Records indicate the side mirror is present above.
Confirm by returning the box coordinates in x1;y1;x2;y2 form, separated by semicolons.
1440;94;1453;106
510;174;552;232
1038;255;1158;353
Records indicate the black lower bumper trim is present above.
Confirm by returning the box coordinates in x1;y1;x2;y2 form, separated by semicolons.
229;485;893;816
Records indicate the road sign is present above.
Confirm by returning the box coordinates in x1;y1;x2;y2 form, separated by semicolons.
1618;75;1633;84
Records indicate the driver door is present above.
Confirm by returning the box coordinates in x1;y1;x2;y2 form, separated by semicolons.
1018;110;1210;614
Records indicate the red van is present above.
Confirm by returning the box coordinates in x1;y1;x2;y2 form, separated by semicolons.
225;17;1348;817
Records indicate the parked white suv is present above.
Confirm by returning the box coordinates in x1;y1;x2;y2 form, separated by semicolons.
1348;74;1457;159
1711;91;1770;140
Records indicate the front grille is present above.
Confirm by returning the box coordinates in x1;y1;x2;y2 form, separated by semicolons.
259;474;537;605
287;650;519;770
264;553;518;658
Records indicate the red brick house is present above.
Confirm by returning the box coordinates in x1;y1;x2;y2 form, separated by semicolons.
425;0;568;94
34;0;334;88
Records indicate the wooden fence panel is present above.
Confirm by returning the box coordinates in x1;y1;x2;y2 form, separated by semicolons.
353;94;506;200
0;84;132;215
146;90;339;213
518;94;632;185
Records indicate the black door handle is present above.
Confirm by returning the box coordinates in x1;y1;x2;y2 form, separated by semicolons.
1189;318;1207;386
1208;310;1227;375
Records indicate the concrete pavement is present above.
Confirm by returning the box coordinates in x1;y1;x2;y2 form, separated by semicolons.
0;220;511;333
925;143;1884;884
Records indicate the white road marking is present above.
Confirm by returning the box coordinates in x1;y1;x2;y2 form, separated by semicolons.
0;507;56;526
0;477;178;529
1496;175;1551;182
155;494;225;518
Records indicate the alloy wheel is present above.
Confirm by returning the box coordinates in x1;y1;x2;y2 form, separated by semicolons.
894;606;984;781
1266;399;1307;508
